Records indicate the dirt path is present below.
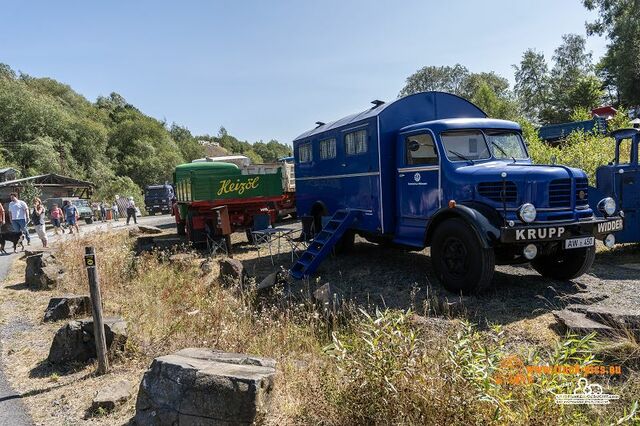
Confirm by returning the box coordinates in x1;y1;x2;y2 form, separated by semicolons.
0;251;32;426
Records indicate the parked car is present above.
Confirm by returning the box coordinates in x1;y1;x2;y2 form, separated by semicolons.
45;197;95;224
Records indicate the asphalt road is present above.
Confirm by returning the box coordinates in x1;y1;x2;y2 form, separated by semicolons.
0;214;174;425
0;251;31;426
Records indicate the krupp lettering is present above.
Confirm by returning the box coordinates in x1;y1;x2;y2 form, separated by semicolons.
216;177;260;196
515;226;566;241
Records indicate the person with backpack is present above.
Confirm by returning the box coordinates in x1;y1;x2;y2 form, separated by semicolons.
32;197;48;247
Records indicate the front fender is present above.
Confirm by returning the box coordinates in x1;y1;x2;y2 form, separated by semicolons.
425;202;502;248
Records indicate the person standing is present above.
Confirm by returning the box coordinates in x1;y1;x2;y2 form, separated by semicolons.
100;202;107;222
126;196;137;225
0;201;5;231
63;200;80;234
8;193;30;245
32;198;48;247
111;200;119;221
50;203;64;235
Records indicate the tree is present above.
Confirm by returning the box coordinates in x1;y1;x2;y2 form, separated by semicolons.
398;64;469;97
548;34;597;121
583;0;640;105
399;65;518;120
170;123;204;162
514;49;551;122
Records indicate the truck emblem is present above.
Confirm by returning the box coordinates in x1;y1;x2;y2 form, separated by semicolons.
414;173;421;182
578;190;585;200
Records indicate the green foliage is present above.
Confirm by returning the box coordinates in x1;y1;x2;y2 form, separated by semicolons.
92;175;143;208
584;0;640;105
197;126;291;164
20;181;42;205
399;64;519;120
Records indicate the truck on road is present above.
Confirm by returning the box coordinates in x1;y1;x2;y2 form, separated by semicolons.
144;184;175;215
173;157;295;243
290;91;624;294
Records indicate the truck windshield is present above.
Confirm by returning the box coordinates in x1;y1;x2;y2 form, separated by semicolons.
485;130;528;160
146;189;168;196
441;130;491;162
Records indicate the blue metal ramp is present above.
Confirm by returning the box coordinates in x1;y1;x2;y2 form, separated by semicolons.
289;209;359;279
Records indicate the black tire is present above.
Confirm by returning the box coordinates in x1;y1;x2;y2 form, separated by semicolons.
176;221;186;236
334;230;355;254
85;218;93;225
531;245;595;280
431;218;495;294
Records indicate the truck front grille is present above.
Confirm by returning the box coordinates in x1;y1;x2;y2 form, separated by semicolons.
478;181;517;203
549;179;571;208
575;178;588;206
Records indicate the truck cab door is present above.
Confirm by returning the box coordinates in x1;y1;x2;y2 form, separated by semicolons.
394;131;441;246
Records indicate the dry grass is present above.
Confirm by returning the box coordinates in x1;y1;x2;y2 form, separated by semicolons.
0;229;638;425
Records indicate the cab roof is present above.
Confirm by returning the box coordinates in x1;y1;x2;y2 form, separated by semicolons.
399;118;521;134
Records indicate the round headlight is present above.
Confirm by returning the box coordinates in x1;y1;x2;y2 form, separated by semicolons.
604;233;615;249
598;197;616;216
519;203;537;223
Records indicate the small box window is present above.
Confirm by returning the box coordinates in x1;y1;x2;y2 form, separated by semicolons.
319;138;336;160
298;142;313;163
345;129;367;155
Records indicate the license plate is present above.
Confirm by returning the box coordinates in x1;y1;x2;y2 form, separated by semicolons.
564;236;595;249
597;218;623;233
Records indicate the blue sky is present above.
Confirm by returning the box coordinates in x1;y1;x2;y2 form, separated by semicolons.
0;1;606;145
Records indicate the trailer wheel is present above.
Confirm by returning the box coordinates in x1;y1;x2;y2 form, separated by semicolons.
431;218;495;294
334;230;355;254
176;221;186;236
531;245;595;280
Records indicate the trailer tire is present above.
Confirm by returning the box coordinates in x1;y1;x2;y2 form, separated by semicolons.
334;230;355;254
431;218;495;294
531;245;595;280
176;221;186;236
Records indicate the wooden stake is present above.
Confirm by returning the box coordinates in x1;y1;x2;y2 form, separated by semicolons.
84;246;109;375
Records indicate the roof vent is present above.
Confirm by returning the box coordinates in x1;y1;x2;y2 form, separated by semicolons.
315;121;325;127
371;99;385;109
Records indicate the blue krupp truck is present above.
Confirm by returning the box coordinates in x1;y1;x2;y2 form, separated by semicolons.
289;91;624;294
589;128;639;243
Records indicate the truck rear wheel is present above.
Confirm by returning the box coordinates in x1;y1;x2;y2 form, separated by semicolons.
531;245;595;280
431;218;495;294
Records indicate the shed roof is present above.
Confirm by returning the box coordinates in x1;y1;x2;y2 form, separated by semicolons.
0;173;94;188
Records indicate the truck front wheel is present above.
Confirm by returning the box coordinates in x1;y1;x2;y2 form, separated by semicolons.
431;218;495;294
531;246;595;280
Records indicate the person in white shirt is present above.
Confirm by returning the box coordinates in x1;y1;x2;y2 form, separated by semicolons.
126;196;137;225
8;193;30;245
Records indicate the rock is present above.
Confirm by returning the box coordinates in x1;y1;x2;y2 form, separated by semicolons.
410;314;460;334
25;252;65;290
137;225;163;235
200;258;214;276
552;309;612;335
313;283;340;310
218;258;246;287
134;348;276;425
48;317;128;364
583;305;640;331
91;380;133;412
43;295;91;322
558;291;609;305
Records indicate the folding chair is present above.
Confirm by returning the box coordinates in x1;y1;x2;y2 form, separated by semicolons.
287;216;314;261
205;222;228;256
251;214;276;263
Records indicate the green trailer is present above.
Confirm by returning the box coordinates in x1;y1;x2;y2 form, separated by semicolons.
173;161;296;242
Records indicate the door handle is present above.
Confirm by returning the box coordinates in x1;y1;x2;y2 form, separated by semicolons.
399;174;405;177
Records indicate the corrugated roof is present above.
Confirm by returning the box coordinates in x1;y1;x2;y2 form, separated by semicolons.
0;173;94;188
